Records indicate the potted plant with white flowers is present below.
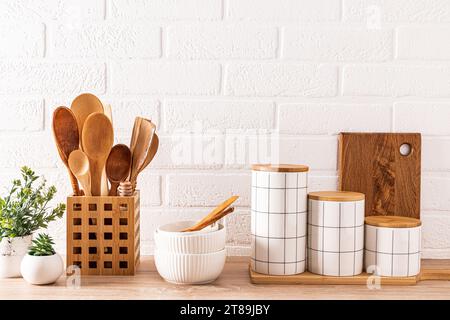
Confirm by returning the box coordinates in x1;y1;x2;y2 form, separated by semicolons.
0;167;65;278
21;233;64;285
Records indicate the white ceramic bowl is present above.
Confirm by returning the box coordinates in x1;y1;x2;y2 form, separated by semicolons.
155;221;226;254
154;249;226;284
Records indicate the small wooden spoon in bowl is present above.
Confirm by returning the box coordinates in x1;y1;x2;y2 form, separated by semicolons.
106;144;132;196
182;207;235;232
68;150;92;196
182;196;239;232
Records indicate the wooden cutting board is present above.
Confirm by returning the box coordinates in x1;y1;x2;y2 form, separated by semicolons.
338;133;421;219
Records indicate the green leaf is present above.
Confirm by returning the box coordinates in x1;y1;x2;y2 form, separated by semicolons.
0;167;65;240
28;233;55;256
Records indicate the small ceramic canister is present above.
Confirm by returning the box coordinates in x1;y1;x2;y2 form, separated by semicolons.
364;216;421;277
307;191;365;276
251;164;309;276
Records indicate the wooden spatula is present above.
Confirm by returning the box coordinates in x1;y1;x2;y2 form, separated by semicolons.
106;144;132;196
82;113;114;196
68;150;92;196
139;133;159;175
129;117;143;157
70;93;104;142
183;207;235;232
182;196;239;232
52;106;81;196
129;118;156;186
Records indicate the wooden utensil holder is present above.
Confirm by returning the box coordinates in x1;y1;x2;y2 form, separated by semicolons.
66;192;140;275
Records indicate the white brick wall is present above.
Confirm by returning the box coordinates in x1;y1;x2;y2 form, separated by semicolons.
282;27;393;61
0;0;449;259
167;24;278;59
226;63;338;97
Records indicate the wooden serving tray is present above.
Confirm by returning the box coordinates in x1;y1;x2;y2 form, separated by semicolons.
249;260;450;286
250;269;419;285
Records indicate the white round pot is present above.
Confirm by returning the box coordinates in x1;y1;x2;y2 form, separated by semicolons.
155;249;226;285
155;221;225;254
21;253;64;285
0;235;32;278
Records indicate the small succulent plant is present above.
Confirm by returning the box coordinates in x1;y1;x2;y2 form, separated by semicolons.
28;233;56;256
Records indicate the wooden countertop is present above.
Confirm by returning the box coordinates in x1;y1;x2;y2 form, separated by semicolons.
1;257;449;300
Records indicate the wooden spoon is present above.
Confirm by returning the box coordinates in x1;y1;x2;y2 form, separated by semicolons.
70;93;104;141
106;144;132;196
52;106;81;196
130;118;156;185
68;150;92;196
182;196;239;232
182;207;235;232
82;113;114;196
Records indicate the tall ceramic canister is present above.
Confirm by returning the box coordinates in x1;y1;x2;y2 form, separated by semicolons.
251;164;309;275
307;191;365;276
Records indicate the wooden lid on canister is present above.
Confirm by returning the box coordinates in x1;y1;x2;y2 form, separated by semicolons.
308;191;365;202
365;216;421;228
251;164;309;173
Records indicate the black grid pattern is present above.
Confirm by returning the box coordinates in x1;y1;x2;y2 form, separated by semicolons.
251;170;308;276
364;225;421;277
307;198;365;277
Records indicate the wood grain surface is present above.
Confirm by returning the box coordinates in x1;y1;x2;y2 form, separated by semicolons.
67;193;140;275
365;215;422;228
1;257;449;300
251;164;309;172
308;191;365;202
338;133;421;218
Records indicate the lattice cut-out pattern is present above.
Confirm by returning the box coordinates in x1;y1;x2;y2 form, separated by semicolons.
67;192;140;275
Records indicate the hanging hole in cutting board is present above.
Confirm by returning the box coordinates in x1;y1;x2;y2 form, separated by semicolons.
399;143;412;156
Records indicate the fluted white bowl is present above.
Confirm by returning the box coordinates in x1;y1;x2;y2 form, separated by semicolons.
155;221;226;254
154;249;226;284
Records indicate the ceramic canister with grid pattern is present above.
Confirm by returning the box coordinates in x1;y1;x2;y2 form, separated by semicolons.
250;164;309;275
307;191;365;276
364;216;421;277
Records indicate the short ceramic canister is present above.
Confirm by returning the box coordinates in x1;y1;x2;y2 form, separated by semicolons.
364;216;421;277
307;191;365;277
250;164;309;276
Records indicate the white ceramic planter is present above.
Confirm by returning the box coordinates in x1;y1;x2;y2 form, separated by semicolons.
250;164;309;276
21;253;64;285
0;235;32;278
307;191;365;277
364;216;421;277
